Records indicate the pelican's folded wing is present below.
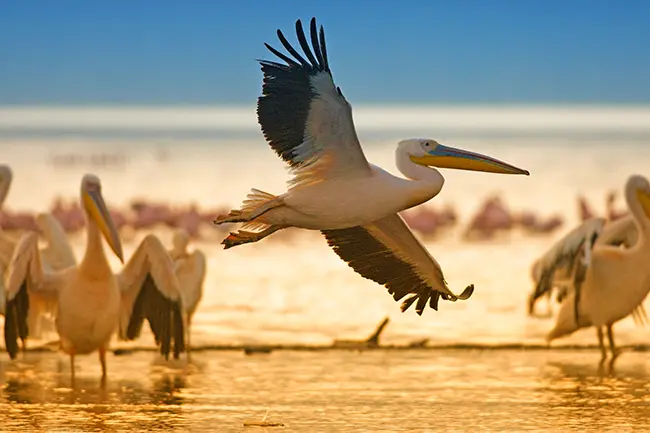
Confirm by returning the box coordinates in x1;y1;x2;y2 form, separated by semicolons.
597;214;638;248
529;217;606;309
322;214;474;315
3;232;67;358
37;213;77;271
118;234;186;359
0;231;16;269
174;250;207;318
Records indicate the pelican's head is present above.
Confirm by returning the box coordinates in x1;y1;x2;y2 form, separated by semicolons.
626;174;650;220
35;213;57;237
0;164;13;209
81;174;124;263
398;139;529;175
172;229;190;253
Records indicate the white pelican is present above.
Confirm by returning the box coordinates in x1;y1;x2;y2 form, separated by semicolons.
528;214;647;324
3;174;186;379
546;175;650;361
0;167;77;319
168;228;206;355
214;18;529;315
0;164;15;314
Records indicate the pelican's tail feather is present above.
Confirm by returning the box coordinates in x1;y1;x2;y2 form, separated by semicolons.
546;293;591;342
242;189;277;212
214;189;280;227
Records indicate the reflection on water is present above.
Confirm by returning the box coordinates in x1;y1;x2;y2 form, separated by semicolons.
1;350;648;431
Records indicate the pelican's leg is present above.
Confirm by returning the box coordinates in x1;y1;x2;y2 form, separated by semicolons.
606;324;620;360
70;353;76;380
222;225;285;249
99;346;108;379
214;197;283;225
186;317;192;362
596;327;607;363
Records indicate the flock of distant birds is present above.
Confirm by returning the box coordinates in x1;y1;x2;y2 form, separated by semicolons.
0;17;648;388
0;191;589;242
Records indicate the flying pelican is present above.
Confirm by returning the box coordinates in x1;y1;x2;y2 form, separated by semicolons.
3;174;186;379
214;18;529;315
545;175;650;362
168;228;206;356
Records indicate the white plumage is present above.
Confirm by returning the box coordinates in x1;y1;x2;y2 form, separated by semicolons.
3;174;186;380
215;18;529;315
545;175;650;362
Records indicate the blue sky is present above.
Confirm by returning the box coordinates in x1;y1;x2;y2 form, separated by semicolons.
0;1;648;104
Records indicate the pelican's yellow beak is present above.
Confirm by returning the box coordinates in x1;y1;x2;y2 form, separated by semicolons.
410;144;530;175
83;189;124;263
636;189;650;219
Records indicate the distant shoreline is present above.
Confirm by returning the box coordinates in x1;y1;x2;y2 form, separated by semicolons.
1;105;650;140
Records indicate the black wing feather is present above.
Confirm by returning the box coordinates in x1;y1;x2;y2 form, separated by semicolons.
322;226;446;316
295;20;318;67
277;29;310;67
257;17;334;168
319;23;329;70
3;280;29;359
263;43;299;67
124;273;186;360
310;18;325;68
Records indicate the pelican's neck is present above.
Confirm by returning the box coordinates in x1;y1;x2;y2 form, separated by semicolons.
397;151;442;183
79;216;112;275
395;151;445;210
170;245;189;261
624;193;650;259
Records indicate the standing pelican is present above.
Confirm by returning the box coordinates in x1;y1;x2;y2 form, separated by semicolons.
3;174;185;379
546;175;650;362
0;164;15;314
529;214;647;324
214;18;529;315
0;167;77;319
168;228;206;355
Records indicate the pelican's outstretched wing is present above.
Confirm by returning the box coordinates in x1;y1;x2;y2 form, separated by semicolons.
528;217;605;314
174;250;207;319
36;213;77;272
3;232;69;358
322;214;474;315
596;214;637;248
118;234;186;359
258;17;371;186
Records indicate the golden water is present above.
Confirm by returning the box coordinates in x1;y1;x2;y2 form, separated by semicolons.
1;107;649;430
